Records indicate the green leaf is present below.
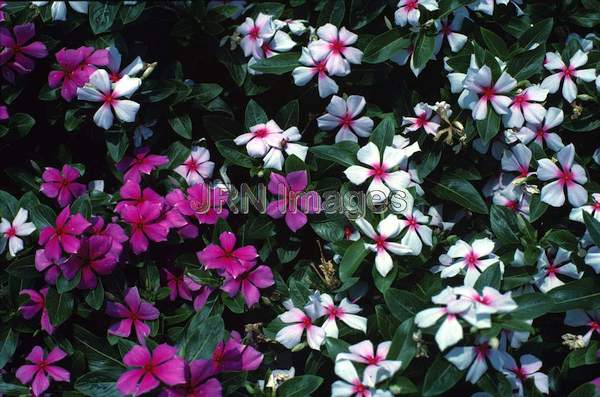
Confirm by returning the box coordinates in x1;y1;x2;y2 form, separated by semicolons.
203;115;240;140
584;211;600;247
0;190;18;219
251;53;300;75
474;262;501;291
180;315;224;361
310;142;359;167
222;293;245;313
422;355;463;396
317;0;345;26
88;2;120;34
310;217;345;242
325;337;350;360
528;195;548;222
476;108;500;143
430;176;488;214
215;140;254;168
75;369;122;397
5;255;38;279
369;115;396;151
490;205;520;245
56;273;81;294
0;329;18;369
119;2;145;24
511;293;554;319
73;325;123;370
8;113;35;138
517;18;553;51
568;383;600;397
46;288;74;327
412;32;436;70
549;277;600;312
363;30;410;64
339;239;368;281
562;112;600;132
64;108;85;132
542;229;578;251
72;195;92;218
85;281;105;310
168;112;192;139
164;141;191;169
275;100;300;129
29;204;56;230
388;318;416;369
384;288;426;322
105;132;129;163
245;99;268;129
480;27;508;58
289;279;312;307
507;45;546;81
277;375;323;397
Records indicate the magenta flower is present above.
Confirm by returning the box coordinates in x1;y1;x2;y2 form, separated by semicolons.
209;331;263;373
0;1;5;22
48;46;109;101
15;346;69;396
116;147;169;183
186;183;229;225
35;249;61;285
115;179;163;215
266;170;320;232
62;235;118;289
197;231;258;279
40;165;86;207
88;216;128;257
0;23;47;83
106;287;160;344
163;267;214;311
116;344;185;396
0;104;8;121
221;263;274;307
19;288;54;334
120;201;169;255
38;206;90;261
159;360;222;397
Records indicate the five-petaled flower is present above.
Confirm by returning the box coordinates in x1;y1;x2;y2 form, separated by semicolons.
16;346;70;397
395;0;439;27
1;207;36;256
174;146;215;186
537;143;588;207
435;238;500;286
541;50;597;103
463;66;517;120
19;287;54;334
308;24;363;76
107;286;160;344
317;95;374;143
40;164;86;207
0;23;48;83
197;231;258;279
38;206;90;261
336;340;402;383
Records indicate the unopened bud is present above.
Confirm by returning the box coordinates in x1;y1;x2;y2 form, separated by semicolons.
141;62;157;80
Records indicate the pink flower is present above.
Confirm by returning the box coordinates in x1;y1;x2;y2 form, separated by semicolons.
159;360;222;397
292;47;339;98
38;206;91;261
537;143;588;208
61;235;118;289
163;269;213;310
0;207;36;256
276;302;326;351
463;66;517;120
115;179;163;214
209;331;263;373
88;216;128;257
541;50;597;103
319;293;367;338
516;107;565;152
35;249;62;285
317;95;374;143
174;146;215;186
307;24;363;76
120;201;169;255
234;120;284;158
117;146;169;183
48;46;109;101
221;263;274;307
501;143;532;178
446;337;507;384
402;102;441;136
502;354;549;395
16;346;69;396
186;183;229;225
236;13;275;59
106;286;160;344
197;231;257;279
395;0;439;27
116;344;185;396
266;170;320;232
19;288;54;334
0;104;8;121
40;165;86;207
0;23;47;83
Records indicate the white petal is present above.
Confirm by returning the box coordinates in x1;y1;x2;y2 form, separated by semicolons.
113;75;142;98
93;103;114;130
436;316;463;351
112;100;140;122
89;69;111;94
276;324;304;349
357;142;381;167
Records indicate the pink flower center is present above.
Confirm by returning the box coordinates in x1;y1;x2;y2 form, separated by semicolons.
103;92;115;105
341;113;354;127
561;65;576;79
415;113;429;128
465;251;479;268
315;60;327;75
370;164;387;179
593;202;600;211
513;93;528;106
546;263;557;275
254;128;268;138
185;159;199;172
374;235;386;250
302;316;312;328
512;367;528;381
406;216;418;230
5;226;16;238
366;355;382;365
143;363;154;373
535;127;547;139
475;343;490;358
327;304;344;319
405;0;419;10
589;321;600;331
518;165;529;177
249;25;260;39
329;39;345;54
441;22;451;35
558;168;574;186
482;86;496;101
109;72;121;82
505;200;520;212
353;381;367;395
344;226;354;239
475;294;492;305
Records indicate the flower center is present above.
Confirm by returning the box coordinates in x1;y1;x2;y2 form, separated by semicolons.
476;343;490;358
344;226;354;239
505;200;519;212
366;355;381;365
546;263;557;275
370;164;386;179
482;86;496;101
558;168;574;186
512;367;528;381
103;92;115;105
249;25;260;39
5;226;16;238
109;72;121;82
302;316;312;328
518;165;529;177
327;304;344;319
589;321;600;330
416;113;428;127
353;381;367;395
513;93;527;106
593;202;600;211
475;294;492;305
535;127;547;138
405;0;419;10
374;235;386;249
561;65;575;78
254;128;268;138
406;216;418;230
185;159;199;172
315;60;327;74
329;39;344;54
441;22;451;35
341;113;353;127
465;251;479;268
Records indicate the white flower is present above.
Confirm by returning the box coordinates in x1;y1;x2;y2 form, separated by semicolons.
501;143;532;178
107;46;144;81
502;354;549;396
492;185;530;218
308;24;363;76
263;126;307;171
354;215;413;277
394;0;439;27
331;360;376;397
454;285;517;328
402;103;441;136
344;142;412;202
415;287;478;351
469;0;523;16
532;248;582;292
234;120;284;158
336;340;402;383
174;146;215;185
462;66;517;120
0;208;36;257
293;47;339;98
320;294;367;338
434;238;500;286
541;50;597;103
434;10;468;53
569;193;600;223
446;337;508;383
564;310;600;346
77;69;141;130
317;95;374;142
237;13;275;59
503;85;548;128
398;209;432;255
274;18;309;36
537;143;588;207
32;1;88;21
275;303;326;350
516;107;564;152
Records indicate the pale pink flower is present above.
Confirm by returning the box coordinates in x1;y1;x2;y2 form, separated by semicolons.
234;120;283;158
317;95;373;143
541;50;597;103
293;47;339;98
532;248;582;292
308;24;363;76
319;293;367;338
502;354;549;395
446;337;507;383
394;0;439;27
174;146;215;186
516;107;564;152
398;209;433;255
335;340;401;382
276;302;325;350
564;310;600;346
435;238;499;286
463;66;517;120
537;143;588;207
237;13;275;59
402;103;441;136
504;85;548;128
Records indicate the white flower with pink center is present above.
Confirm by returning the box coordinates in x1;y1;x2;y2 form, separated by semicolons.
394;0;439;27
502;354;549;396
398;209;432;255
331;360;376;397
320;294;367;338
501;143;532;179
569;193;600;223
564;310;600;346
516;106;564;152
415;287;478;351
462;66;517;120
434;10;468;53
492;184;530;218
308;24;363;76
354;215;413;277
0;208;36;257
275;304;325;351
469;0;524;16
234;120;284;158
537;143;588;207
77;69;141;130
435;238;500;286
454;286;517;326
336;340;402;383
503;85;548;128
293;47;339;98
402;103;441;136
317;95;374;143
344;142;412;202
237;13;275;60
532;248;582;293
446;337;509;383
263;126;307;171
247;30;296;74
541;50;597;103
174;146;215;186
